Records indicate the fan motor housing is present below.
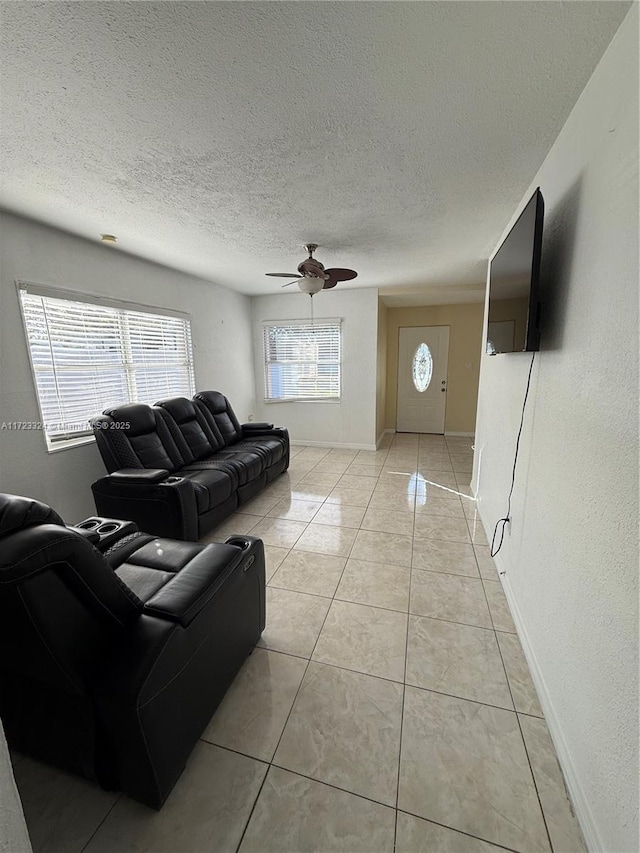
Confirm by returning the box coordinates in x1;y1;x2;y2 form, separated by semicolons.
297;258;325;276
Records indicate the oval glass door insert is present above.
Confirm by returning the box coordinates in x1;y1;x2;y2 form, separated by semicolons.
412;343;433;392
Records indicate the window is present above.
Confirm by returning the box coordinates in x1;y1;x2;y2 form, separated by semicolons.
18;283;195;450
412;342;433;392
263;321;341;402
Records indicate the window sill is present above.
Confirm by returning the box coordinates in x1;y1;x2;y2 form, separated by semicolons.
263;398;341;404
46;434;96;453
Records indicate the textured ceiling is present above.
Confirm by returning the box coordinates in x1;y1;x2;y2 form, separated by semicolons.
0;1;630;296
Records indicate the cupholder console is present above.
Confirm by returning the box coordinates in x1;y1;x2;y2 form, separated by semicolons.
73;516;139;550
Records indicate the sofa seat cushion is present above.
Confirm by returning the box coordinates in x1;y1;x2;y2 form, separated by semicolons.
200;450;265;484
114;539;208;602
235;437;286;466
181;451;264;487
123;538;204;572
181;470;234;512
115;565;174;602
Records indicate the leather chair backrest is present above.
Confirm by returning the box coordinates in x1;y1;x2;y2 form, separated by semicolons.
0;494;143;693
0;493;64;536
193;391;242;447
91;403;185;473
155;397;223;462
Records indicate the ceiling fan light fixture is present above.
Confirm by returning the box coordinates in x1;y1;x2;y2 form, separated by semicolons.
266;243;357;294
297;276;325;295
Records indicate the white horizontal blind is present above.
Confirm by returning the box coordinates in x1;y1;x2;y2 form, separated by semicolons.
263;322;341;401
19;288;195;446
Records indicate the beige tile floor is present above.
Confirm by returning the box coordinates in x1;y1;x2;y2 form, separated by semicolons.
13;434;587;853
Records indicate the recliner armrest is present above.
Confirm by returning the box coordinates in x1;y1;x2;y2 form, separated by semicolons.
108;468;170;484
143;542;244;627
241;425;288;439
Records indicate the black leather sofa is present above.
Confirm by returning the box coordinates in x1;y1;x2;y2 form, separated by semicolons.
91;391;289;540
0;493;265;809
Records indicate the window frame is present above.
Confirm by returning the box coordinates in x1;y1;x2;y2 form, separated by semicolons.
16;281;196;452
262;318;342;404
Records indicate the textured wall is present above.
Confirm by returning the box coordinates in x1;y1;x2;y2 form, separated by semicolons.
0;213;255;522
376;299;388;444
252;288;379;448
473;8;638;852
385;304;484;433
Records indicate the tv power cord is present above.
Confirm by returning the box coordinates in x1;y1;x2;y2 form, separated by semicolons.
490;350;537;563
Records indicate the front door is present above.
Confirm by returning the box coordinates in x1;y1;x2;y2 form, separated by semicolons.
396;326;449;433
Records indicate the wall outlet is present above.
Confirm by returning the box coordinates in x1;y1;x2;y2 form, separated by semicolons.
247;413;254;422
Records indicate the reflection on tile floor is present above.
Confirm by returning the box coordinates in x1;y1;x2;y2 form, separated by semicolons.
14;435;586;853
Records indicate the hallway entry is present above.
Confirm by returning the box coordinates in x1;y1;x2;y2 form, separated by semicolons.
396;326;449;433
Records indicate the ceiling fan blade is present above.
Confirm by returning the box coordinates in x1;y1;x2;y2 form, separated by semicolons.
266;272;300;278
281;280;301;287
323;268;358;289
323;268;358;282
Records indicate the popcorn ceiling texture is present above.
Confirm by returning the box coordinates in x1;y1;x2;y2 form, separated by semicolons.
0;1;630;294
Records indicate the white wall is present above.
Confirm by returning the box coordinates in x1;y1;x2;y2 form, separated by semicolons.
252;288;379;448
0;723;31;853
376;298;388;444
473;9;638;852
0;212;254;522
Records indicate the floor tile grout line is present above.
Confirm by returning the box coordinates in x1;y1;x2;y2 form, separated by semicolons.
493;633;556;853
214;438;551;851
79;793;122;852
258;635;532;710
264;441;410;825
396;806;522;853
395;435;416;837
233;756;271;853
264;494;363;771
472;529;555;853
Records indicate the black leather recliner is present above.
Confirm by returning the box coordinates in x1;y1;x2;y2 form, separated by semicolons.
90;391;289;540
0;494;265;809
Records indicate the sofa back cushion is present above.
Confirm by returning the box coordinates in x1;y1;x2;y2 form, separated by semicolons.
155;397;222;462
92;404;184;473
193;391;242;447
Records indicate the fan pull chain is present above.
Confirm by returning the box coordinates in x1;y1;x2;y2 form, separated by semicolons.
310;293;314;325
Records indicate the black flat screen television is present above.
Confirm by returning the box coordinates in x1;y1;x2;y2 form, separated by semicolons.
486;188;544;354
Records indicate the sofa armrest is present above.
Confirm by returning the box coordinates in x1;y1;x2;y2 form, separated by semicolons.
143;542;244;626
107;468;169;484
91;475;198;541
241;425;289;440
241;422;274;431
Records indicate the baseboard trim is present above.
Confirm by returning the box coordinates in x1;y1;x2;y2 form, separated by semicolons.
376;428;395;448
479;508;599;853
290;439;378;451
445;431;475;437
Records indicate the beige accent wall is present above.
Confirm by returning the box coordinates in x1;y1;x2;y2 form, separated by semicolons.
376;299;388;443
385;303;484;434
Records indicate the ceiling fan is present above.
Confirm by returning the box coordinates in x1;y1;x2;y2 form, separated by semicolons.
266;244;357;295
